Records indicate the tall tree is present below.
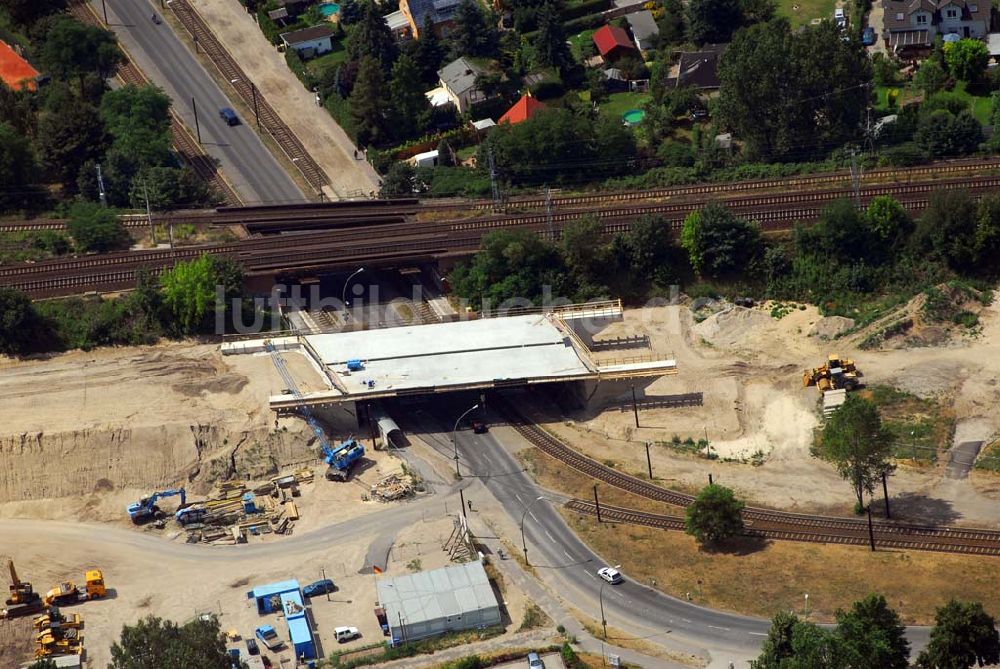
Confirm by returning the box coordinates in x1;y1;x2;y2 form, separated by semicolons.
818;395;895;511
865;196;912;248
914;109;982;158
159;255;243;335
347;0;398;67
912;188;978;270
836;594;910;669
41;17;122;92
99;85;173;167
913;59;948;95
944;38;989;82
389;53;432;140
752;611;847;669
680;203;763;278
561;216;610;296
0;122;38;212
66;201;130;253
717;19;871;161
109;615;231;669
658;0;686;45
974;193;1000;273
687;0;743;44
534;1;572;70
917;600;1000;669
37;101;107;189
684;484;745;545
0;288;40;356
415;13;447;83
349;56;390;147
3;0;67;25
450;0;498;58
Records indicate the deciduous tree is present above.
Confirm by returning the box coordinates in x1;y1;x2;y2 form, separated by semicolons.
109;615;231;669
818;395;895;511
687;0;743;44
350;56;390;147
0;122;38;212
836;594;910;669
389;53;432;140
684;483;745;545
680;203;762;278
916;600;1000;669
450;0;498;58
449;229;567;307
912;188;978;270
99;85;173;167
159;255;243;335
347;0;397;67
944;38;989;82
0;288;40;356
913;59;948;95
865;196;911;248
37;101;107;189
66;201;130;253
41;17;122;92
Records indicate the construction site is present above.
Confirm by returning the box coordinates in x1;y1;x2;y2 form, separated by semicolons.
1;289;1000;667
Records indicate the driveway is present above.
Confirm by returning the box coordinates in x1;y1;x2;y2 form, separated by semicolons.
190;0;381;199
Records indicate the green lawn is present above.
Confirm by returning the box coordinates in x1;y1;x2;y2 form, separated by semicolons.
305;38;348;76
569;29;597;62
874;81;993;124
777;0;836;27
598;91;652;121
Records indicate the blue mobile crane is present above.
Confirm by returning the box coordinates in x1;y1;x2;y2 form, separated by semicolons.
265;340;365;481
126;488;186;523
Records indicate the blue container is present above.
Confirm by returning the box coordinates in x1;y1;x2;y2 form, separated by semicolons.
347;359;363;371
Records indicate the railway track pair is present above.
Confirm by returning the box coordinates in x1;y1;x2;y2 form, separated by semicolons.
494;398;1000;557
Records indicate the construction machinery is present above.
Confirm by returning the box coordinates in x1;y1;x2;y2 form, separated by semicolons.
264;339;365;481
2;559;44;619
323;438;365;481
33;607;83;632
127;487;186;523
43;570;106;606
803;354;862;393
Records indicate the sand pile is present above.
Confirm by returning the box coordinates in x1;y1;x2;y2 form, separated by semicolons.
693;307;773;347
809;316;855;340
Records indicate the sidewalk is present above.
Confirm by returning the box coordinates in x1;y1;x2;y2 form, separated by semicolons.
190;0;380;199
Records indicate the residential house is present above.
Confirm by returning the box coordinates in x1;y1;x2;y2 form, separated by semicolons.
626;11;659;51
269;0;312;24
280;25;336;59
499;94;545;124
882;0;990;54
592;24;636;61
428;57;487;114
0;40;40;92
397;0;462;38
671;44;725;90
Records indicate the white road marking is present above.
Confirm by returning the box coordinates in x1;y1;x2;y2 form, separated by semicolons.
682;618;691;623
529;511;539;523
586;571;597;579
707;625;731;631
514;493;523;504
544;529;556;542
563;550;574;559
748;632;768;637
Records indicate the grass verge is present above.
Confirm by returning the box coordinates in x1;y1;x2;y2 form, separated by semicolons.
861;385;955;463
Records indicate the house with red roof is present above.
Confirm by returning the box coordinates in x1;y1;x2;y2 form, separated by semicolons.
498;94;545;125
0;40;39;92
592;24;635;61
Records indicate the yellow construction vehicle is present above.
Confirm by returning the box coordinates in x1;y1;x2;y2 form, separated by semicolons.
43;570;106;607
34;633;84;658
2;559;43;619
803;354;861;393
33;606;82;631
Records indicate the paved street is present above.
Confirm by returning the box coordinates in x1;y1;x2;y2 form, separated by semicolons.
91;0;303;204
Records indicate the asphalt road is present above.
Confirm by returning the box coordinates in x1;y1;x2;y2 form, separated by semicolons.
406;402;932;666
92;0;303;204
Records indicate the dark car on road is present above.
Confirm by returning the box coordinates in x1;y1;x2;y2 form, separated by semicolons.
219;107;239;126
862;27;876;45
303;579;336;598
472;420;488;434
245;637;259;655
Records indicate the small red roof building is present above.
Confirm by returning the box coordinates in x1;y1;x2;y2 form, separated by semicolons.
499;94;545;125
0;40;39;92
592;24;635;60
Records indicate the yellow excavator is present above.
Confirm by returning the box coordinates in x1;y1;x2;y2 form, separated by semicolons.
2;559;44;619
33;606;83;631
803;354;861;393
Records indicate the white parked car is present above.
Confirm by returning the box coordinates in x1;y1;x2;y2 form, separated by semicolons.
335;626;360;643
597;567;623;584
834;7;847;27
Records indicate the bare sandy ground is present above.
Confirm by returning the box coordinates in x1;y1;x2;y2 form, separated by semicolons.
542;301;1000;524
189;0;380;198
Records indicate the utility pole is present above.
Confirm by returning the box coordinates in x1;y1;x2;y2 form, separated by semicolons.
630;384;639;428
100;0;109;24
645;442;653;479
142;175;156;245
545;186;553;240
95;163;107;207
192;97;202;144
593;484;601;523
458;487;467;520
882;472;891;519
488;148;501;213
251;83;260;131
866;504;876;551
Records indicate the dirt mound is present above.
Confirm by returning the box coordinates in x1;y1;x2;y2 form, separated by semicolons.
809;316;855;339
853;283;990;350
693;306;773;347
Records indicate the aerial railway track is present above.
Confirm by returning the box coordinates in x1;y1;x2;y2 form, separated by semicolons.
5;168;1000;297
495;398;1000;557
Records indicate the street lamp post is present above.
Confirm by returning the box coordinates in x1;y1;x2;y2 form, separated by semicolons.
451;404;480;477
341;267;365;319
519;495;547;566
598;564;620;641
230;78;260;130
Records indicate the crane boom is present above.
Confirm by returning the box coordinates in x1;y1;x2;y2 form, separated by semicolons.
9;560;19;589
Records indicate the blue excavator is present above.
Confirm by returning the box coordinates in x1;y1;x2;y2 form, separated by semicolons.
126;488;186;524
264;340;365;481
